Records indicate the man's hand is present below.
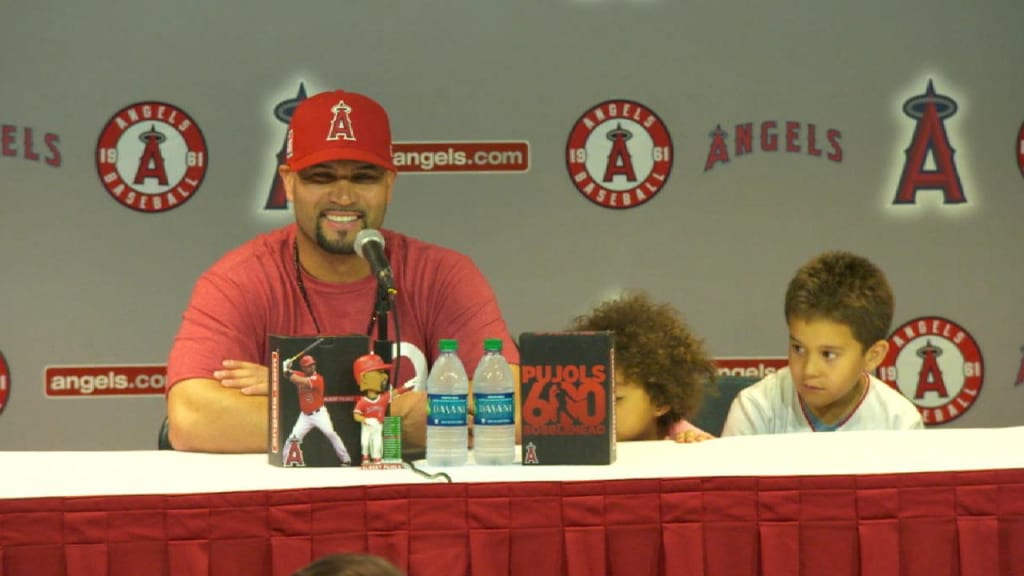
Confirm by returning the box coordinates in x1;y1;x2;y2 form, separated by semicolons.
214;360;270;395
672;429;715;444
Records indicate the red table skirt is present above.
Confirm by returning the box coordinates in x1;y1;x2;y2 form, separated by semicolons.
2;470;1023;576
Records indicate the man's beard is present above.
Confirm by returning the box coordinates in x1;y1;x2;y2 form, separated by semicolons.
315;221;357;255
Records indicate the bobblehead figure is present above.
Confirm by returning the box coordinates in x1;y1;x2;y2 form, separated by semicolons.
352;353;413;465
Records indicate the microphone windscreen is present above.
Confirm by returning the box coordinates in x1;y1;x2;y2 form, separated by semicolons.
354;228;385;260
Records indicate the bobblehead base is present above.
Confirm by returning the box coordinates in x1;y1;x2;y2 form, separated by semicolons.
519;332;616;465
268;334;372;468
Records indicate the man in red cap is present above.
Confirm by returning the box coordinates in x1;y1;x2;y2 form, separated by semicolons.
352;353;413;464
282;354;352;466
165;90;520;456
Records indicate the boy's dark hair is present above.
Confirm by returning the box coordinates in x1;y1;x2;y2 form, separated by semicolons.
784;251;894;348
570;291;715;434
292;553;404;576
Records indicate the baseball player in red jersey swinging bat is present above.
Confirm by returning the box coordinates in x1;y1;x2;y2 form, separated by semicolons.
282;352;352;466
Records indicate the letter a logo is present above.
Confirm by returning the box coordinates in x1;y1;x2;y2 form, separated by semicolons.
914;340;949;399
523;442;539;465
284;439;306;467
327;100;357;142
894;80;965;205
265;83;308;210
133;125;170;185
704;124;730;172
603;123;637;183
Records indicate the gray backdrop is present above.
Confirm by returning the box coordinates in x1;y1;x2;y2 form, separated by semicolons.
2;0;1021;449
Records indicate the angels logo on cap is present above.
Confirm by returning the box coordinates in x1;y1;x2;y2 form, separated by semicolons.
285;90;395;172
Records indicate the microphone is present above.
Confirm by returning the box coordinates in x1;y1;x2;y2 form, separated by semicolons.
354;228;396;294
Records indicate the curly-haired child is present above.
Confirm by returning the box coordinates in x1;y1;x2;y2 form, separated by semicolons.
571;291;717;443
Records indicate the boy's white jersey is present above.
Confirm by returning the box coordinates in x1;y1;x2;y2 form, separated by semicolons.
721;367;924;436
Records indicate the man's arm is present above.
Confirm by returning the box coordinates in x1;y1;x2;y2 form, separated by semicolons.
167;378;267;453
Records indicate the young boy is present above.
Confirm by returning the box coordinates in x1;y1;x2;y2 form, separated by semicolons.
571;291;718;443
722;251;923;435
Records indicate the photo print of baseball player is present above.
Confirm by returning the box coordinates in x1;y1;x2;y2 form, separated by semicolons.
283;353;353;466
352;353;414;465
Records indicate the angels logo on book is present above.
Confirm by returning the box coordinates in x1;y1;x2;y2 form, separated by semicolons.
523;442;539;464
96;102;207;213
876;317;984;425
0;351;10;417
522;364;608;435
566;99;673;209
284;439;306;467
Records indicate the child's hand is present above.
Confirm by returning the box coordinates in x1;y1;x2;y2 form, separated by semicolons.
673;429;715;443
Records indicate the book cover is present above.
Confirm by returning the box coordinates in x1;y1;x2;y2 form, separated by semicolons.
519;331;616;465
268;334;371;467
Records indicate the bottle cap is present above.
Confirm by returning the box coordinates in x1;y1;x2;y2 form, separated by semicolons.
483;338;502;352
439;338;458;352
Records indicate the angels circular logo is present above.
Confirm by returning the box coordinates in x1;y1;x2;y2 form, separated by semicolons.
876;316;983;425
566;99;673;209
0;351;10;417
96;101;208;213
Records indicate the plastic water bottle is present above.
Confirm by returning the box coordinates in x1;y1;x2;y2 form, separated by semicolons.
472;338;516;465
426;338;469;466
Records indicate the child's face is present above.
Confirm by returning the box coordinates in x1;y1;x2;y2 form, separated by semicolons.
787;317;886;421
614;374;668;441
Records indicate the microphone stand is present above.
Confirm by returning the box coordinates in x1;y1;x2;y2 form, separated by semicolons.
366;281;406;466
371;281;395;364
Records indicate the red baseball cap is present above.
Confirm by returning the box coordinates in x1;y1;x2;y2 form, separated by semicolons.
299;355;316;368
285;90;396;172
353;353;391;382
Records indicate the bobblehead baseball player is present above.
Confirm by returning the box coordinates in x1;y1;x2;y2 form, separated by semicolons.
283;354;352;466
352;353;414;464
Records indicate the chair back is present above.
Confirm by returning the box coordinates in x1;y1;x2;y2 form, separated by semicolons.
691;375;760;437
158;416;173;450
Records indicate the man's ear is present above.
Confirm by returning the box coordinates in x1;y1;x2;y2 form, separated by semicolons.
654;405;670;418
385;170;396;204
278;165;295;202
864;339;890;371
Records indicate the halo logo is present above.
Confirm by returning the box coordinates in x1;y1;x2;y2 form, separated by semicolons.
96;101;208;213
876;316;983;425
566;99;673;209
